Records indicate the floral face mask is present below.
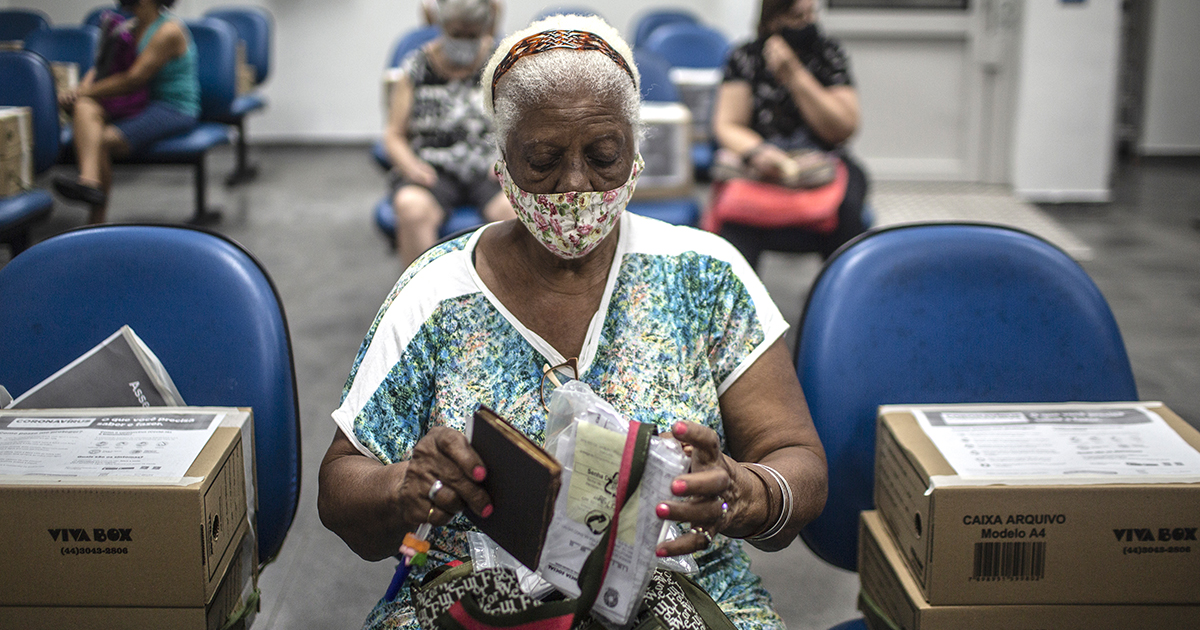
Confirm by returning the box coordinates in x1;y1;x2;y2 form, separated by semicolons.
494;154;644;259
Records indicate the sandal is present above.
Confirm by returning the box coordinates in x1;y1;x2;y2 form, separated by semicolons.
53;176;107;207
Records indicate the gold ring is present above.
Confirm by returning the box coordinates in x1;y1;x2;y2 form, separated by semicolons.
696;527;713;546
427;506;436;523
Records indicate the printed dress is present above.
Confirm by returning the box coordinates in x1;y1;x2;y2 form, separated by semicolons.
332;212;790;630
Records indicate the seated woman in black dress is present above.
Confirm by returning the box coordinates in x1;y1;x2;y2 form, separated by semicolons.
711;0;868;267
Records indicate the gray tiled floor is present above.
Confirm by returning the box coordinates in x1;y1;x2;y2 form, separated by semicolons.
3;148;1197;629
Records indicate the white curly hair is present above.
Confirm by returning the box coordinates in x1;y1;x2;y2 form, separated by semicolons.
481;13;643;153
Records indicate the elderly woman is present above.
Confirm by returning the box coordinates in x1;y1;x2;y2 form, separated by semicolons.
53;0;199;224
320;14;826;630
385;0;515;266
712;0;867;266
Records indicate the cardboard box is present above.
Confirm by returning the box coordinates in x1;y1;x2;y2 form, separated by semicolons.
859;510;1200;630
631;101;694;201
0;106;33;198
51;61;79;127
874;402;1200;605
235;41;256;96
50;61;79;96
0;519;259;630
0;408;254;608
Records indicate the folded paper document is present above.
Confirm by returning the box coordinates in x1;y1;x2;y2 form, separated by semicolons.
7;325;184;409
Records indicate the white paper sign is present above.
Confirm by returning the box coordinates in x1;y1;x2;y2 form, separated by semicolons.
0;410;224;482
911;404;1200;478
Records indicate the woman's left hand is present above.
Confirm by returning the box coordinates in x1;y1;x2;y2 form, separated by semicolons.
654;421;739;557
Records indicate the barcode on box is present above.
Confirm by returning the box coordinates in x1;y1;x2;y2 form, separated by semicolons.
972;542;1046;581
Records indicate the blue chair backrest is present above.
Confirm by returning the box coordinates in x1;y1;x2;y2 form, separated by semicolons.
643;22;730;69
795;223;1138;572
0;9;50;42
186;18;238;120
83;6;131;29
388;25;439;68
0;225;302;567
205;6;272;84
632;9;699;48
22;25;101;75
634;48;679;103
0;50;60;175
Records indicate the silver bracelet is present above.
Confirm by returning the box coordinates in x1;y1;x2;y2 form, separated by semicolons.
745;463;793;542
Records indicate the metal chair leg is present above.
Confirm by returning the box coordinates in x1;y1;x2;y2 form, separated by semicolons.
224;118;260;187
190;154;222;225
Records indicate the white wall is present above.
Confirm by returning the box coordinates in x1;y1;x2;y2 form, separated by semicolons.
1011;0;1121;202
20;0;756;142
1140;0;1200;155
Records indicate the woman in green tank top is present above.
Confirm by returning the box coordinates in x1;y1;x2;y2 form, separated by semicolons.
53;0;200;224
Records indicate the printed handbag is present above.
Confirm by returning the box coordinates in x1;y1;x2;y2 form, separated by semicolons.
410;421;736;630
93;11;150;119
702;158;848;235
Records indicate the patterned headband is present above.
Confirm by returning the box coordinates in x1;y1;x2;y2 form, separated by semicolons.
490;29;636;100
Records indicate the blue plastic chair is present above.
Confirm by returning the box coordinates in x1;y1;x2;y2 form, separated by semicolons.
22;25;101;75
0;9;50;42
793;223;1138;626
634;47;679;103
642;22;730;71
0;224;302;568
631;8;699;48
0;50;59;254
205;6;273;185
388;25;440;69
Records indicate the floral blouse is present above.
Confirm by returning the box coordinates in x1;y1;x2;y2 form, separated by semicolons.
333;213;789;630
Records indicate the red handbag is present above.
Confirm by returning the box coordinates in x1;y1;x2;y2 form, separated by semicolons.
702;158;848;234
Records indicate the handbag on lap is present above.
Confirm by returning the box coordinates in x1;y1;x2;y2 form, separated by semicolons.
702;156;848;235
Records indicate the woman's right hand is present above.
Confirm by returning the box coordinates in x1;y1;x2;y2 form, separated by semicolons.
746;144;793;182
400;159;439;189
400;426;493;527
58;88;79;109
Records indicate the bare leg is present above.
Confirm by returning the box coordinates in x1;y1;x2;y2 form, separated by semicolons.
69;98;131;224
72;97;108;188
481;191;516;222
394;185;444;267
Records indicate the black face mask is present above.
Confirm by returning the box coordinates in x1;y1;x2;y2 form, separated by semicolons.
780;24;819;56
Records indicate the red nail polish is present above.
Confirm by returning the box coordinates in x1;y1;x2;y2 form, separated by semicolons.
656;503;670;518
656;548;668;557
481;504;493;518
671;479;687;495
473;466;487;482
673;421;688;436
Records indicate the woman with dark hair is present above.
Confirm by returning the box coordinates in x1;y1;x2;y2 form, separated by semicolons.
711;0;868;266
54;0;199;224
